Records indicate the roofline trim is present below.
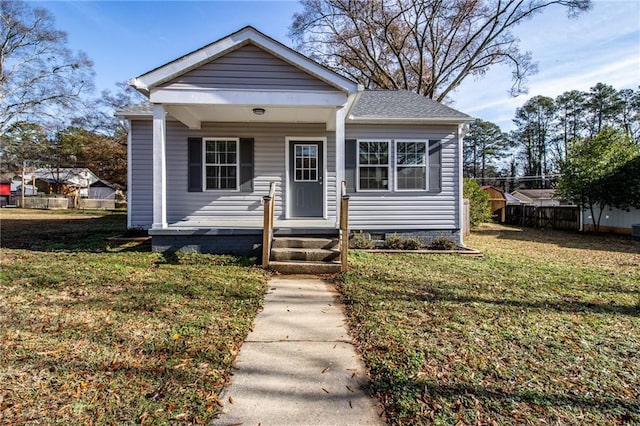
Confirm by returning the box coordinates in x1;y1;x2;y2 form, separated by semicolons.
346;116;474;124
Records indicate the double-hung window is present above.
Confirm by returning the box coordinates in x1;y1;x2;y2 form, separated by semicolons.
358;140;390;191
395;141;428;191
204;138;239;190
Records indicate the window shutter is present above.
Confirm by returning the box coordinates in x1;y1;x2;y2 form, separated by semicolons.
239;138;254;193
428;139;442;193
188;137;203;192
344;139;357;193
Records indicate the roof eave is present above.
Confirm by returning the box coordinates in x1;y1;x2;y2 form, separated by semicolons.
115;111;152;120
347;116;474;125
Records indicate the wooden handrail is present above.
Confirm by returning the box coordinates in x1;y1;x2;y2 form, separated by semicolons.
339;180;350;272
262;182;276;268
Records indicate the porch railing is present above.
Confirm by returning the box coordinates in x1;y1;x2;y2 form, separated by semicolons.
339;180;350;272
262;182;277;268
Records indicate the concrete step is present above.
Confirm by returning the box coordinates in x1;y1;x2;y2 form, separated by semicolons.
270;247;340;262
271;237;339;249
269;260;342;275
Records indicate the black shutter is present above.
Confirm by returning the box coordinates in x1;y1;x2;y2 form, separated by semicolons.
188;137;203;192
344;139;357;193
428;139;442;193
239;138;254;193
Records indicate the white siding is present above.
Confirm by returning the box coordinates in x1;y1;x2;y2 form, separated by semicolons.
345;123;460;230
160;44;337;92
584;207;640;231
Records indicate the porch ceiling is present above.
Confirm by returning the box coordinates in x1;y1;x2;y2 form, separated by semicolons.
165;104;337;130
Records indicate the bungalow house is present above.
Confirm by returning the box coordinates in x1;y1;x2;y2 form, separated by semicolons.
117;26;472;270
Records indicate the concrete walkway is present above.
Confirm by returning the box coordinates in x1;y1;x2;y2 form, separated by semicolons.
212;276;384;426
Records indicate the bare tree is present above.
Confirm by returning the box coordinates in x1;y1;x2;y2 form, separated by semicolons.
0;0;94;134
290;0;591;102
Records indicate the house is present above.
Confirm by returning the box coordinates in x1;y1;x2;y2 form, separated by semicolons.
510;189;562;207
117;26;472;262
31;168;116;199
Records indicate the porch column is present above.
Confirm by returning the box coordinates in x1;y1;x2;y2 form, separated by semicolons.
335;105;346;226
152;104;167;229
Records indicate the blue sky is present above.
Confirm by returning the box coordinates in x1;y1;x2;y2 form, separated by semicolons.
33;0;640;131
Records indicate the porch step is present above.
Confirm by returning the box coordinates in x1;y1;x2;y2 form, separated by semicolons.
271;247;340;262
269;260;342;275
272;237;339;249
268;237;342;274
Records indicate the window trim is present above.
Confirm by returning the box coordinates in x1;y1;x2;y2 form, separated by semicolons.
202;137;240;192
394;140;429;192
356;139;392;192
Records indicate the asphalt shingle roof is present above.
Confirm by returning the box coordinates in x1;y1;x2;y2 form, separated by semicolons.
348;90;471;121
115;102;152;117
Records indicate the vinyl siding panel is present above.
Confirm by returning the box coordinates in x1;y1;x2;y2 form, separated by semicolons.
129;120;153;228
345;123;460;230
160;44;337;92
165;121;336;223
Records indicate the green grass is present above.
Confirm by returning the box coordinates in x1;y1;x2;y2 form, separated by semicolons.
340;224;640;425
0;209;269;424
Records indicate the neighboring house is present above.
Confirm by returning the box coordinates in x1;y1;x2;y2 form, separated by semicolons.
117;26;473;255
510;189;564;207
583;207;640;235
31;168;115;198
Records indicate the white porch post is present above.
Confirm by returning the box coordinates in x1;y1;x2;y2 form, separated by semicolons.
152;104;167;229
335;105;346;226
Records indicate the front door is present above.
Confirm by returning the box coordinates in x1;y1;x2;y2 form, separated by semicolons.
289;141;323;217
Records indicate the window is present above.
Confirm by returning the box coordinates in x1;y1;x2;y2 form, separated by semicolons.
395;141;427;191
358;140;390;191
204;138;238;190
294;144;318;181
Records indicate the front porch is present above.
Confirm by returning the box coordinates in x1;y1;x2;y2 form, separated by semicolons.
148;218;343;271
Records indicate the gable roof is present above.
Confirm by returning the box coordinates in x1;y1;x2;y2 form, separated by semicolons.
130;26;359;95
347;90;472;124
32;168;101;187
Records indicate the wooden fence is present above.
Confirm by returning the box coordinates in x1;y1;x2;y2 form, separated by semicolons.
506;205;580;230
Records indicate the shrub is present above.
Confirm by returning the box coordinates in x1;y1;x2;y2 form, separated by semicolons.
402;237;424;250
384;233;405;249
463;178;491;227
382;234;425;250
350;232;375;249
429;236;457;250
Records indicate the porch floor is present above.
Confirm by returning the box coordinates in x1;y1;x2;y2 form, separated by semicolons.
148;218;338;236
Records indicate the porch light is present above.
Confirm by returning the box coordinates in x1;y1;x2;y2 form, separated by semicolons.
252;108;266;115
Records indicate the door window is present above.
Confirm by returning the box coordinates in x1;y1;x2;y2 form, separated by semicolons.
294;144;318;182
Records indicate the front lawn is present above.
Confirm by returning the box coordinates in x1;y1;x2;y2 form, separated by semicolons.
0;209;268;424
340;224;639;424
